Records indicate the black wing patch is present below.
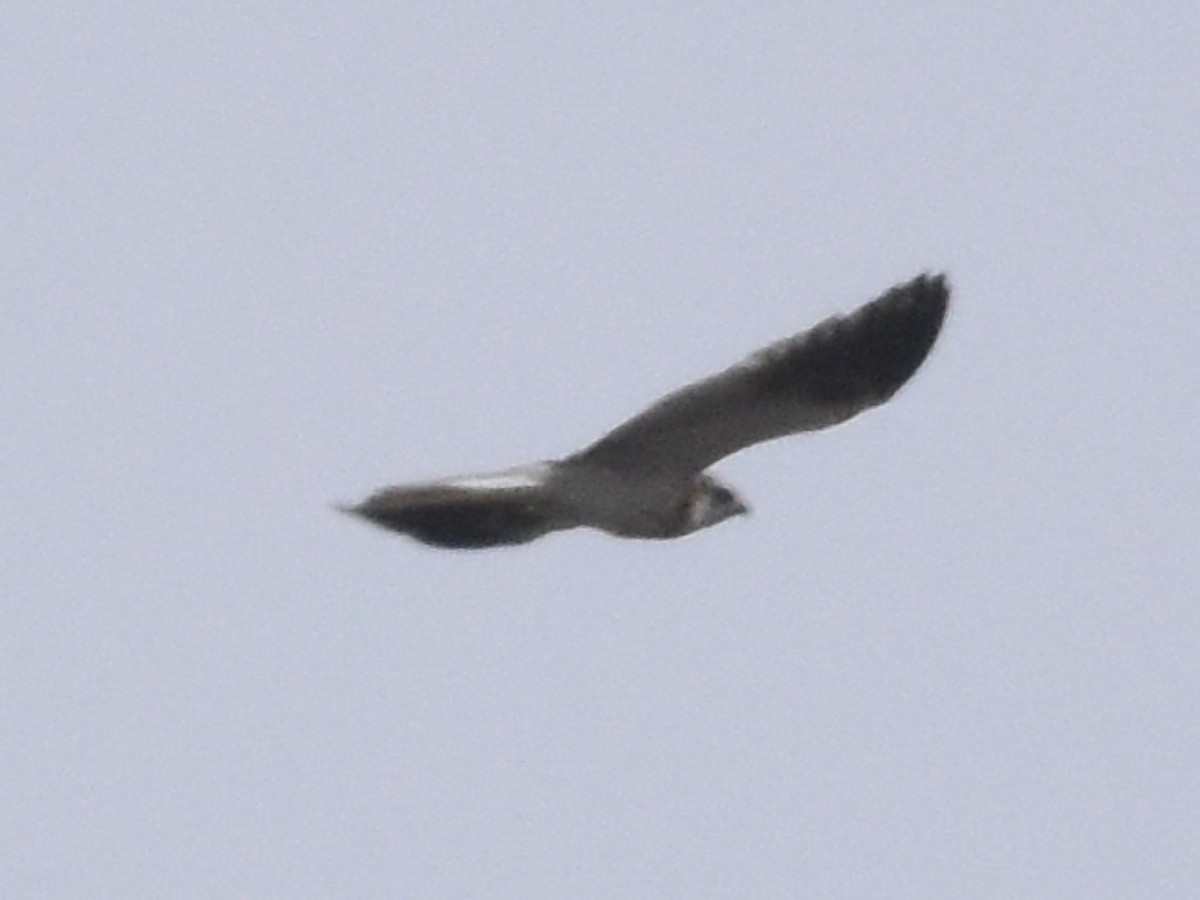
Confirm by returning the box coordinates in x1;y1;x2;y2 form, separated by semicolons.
749;273;948;407
570;273;949;477
342;494;554;549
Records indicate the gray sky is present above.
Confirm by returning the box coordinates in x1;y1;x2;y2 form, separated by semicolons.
5;3;1199;897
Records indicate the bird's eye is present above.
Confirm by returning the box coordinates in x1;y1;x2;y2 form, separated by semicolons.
712;486;734;505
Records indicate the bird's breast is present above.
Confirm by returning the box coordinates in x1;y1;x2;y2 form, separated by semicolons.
547;460;688;538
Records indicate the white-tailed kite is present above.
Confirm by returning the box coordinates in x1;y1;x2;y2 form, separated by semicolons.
341;274;949;549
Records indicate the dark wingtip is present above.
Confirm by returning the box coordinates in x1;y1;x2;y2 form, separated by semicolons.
753;271;950;408
888;271;950;366
334;490;551;550
902;271;951;316
850;271;949;401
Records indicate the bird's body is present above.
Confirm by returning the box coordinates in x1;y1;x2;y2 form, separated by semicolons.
342;274;949;549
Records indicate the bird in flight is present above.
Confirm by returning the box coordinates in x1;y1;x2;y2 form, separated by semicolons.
341;274;949;549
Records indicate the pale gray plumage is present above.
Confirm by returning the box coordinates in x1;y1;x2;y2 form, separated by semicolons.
341;274;949;549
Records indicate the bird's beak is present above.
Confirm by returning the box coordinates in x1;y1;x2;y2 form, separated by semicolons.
735;500;750;517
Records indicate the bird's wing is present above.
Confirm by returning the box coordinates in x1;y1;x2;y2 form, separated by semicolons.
570;274;949;479
339;467;565;549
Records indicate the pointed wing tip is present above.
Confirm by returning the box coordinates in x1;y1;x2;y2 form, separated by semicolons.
750;272;951;409
870;271;951;365
873;271;951;391
334;484;557;549
902;271;951;316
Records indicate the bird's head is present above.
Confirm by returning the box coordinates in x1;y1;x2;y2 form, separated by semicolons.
682;474;749;534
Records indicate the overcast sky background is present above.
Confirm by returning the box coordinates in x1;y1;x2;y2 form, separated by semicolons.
5;3;1199;897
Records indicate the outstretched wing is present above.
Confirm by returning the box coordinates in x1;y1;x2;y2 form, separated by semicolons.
571;274;949;479
339;467;565;549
